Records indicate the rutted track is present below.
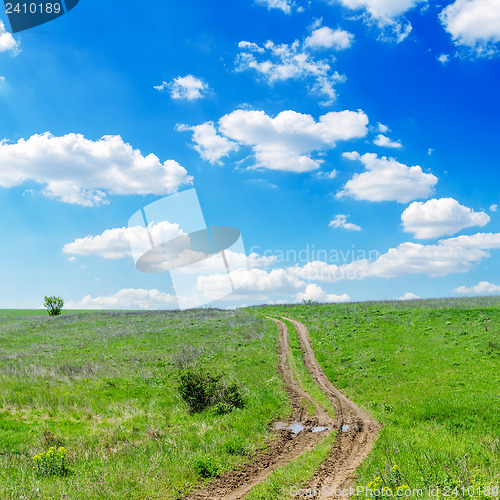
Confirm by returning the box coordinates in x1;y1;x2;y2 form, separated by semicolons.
182;317;379;499
284;317;380;497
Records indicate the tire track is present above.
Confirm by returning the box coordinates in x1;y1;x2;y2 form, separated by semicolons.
182;317;333;500
283;317;380;497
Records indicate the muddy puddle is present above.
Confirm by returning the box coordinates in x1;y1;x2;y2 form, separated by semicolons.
274;422;332;434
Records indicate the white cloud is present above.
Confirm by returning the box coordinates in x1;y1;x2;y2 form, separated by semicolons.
437;53;450;64
287;241;487;281
296;283;351;303
255;0;293;13
193;268;306;303
193;267;351;304
66;288;178;310
329;214;361;231
62;222;185;259
402;198;490;239
155;75;209;101
217;109;368;172
440;232;500;249
377;122;390;133
454;281;500;294
63;223;275;272
67;256;77;262
439;0;500;56
0;133;192;206
336;0;424;42
177;122;238;163
315;169;338;179
338;152;437;203
305;27;354;50
490;204;498;212
236;31;347;104
397;292;420;300
338;0;424;20
373;133;402;148
0;21;20;55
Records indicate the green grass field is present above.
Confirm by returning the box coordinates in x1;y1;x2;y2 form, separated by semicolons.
263;297;500;492
1;298;499;498
0;309;289;499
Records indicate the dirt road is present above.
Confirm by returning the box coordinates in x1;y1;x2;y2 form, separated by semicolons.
283;317;380;496
182;317;379;499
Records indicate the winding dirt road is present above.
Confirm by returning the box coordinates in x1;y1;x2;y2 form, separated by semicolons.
182;317;379;499
283;317;380;496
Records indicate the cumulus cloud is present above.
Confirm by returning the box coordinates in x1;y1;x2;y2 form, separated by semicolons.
0;21;20;55
192;267;350;304
373;134;402;148
440;232;500;249
236;23;352;104
437;53;450;64
296;283;351;303
490;203;498;212
439;0;500;56
377;122;390;133
66;288;178;310
338;152;437;203
176;122;238;164
0;133;192;206
397;292;420;300
287;241;487;282
336;0;424;42
305;27;354;50
154;75;209;100
402;198;490;239
316;169;338;179
454;281;500;294
62;222;185;259
182;109;368;172
338;0;425;20
218;109;368;172
255;0;293;13
329;214;361;231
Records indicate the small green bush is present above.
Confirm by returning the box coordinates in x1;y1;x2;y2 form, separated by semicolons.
193;456;220;478
44;296;64;316
32;447;69;477
212;402;234;415
177;367;244;413
224;438;246;456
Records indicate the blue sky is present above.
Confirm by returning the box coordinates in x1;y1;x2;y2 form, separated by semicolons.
1;0;500;309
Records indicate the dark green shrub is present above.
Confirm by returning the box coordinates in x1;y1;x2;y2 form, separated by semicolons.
193;456;220;478
177;367;222;413
221;381;244;409
44;296;64;316
177;367;244;413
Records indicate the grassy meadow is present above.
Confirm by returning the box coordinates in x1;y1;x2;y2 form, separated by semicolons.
263;297;500;492
1;297;499;499
0;309;290;499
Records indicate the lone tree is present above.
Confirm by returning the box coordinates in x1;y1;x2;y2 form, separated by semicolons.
44;296;64;316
